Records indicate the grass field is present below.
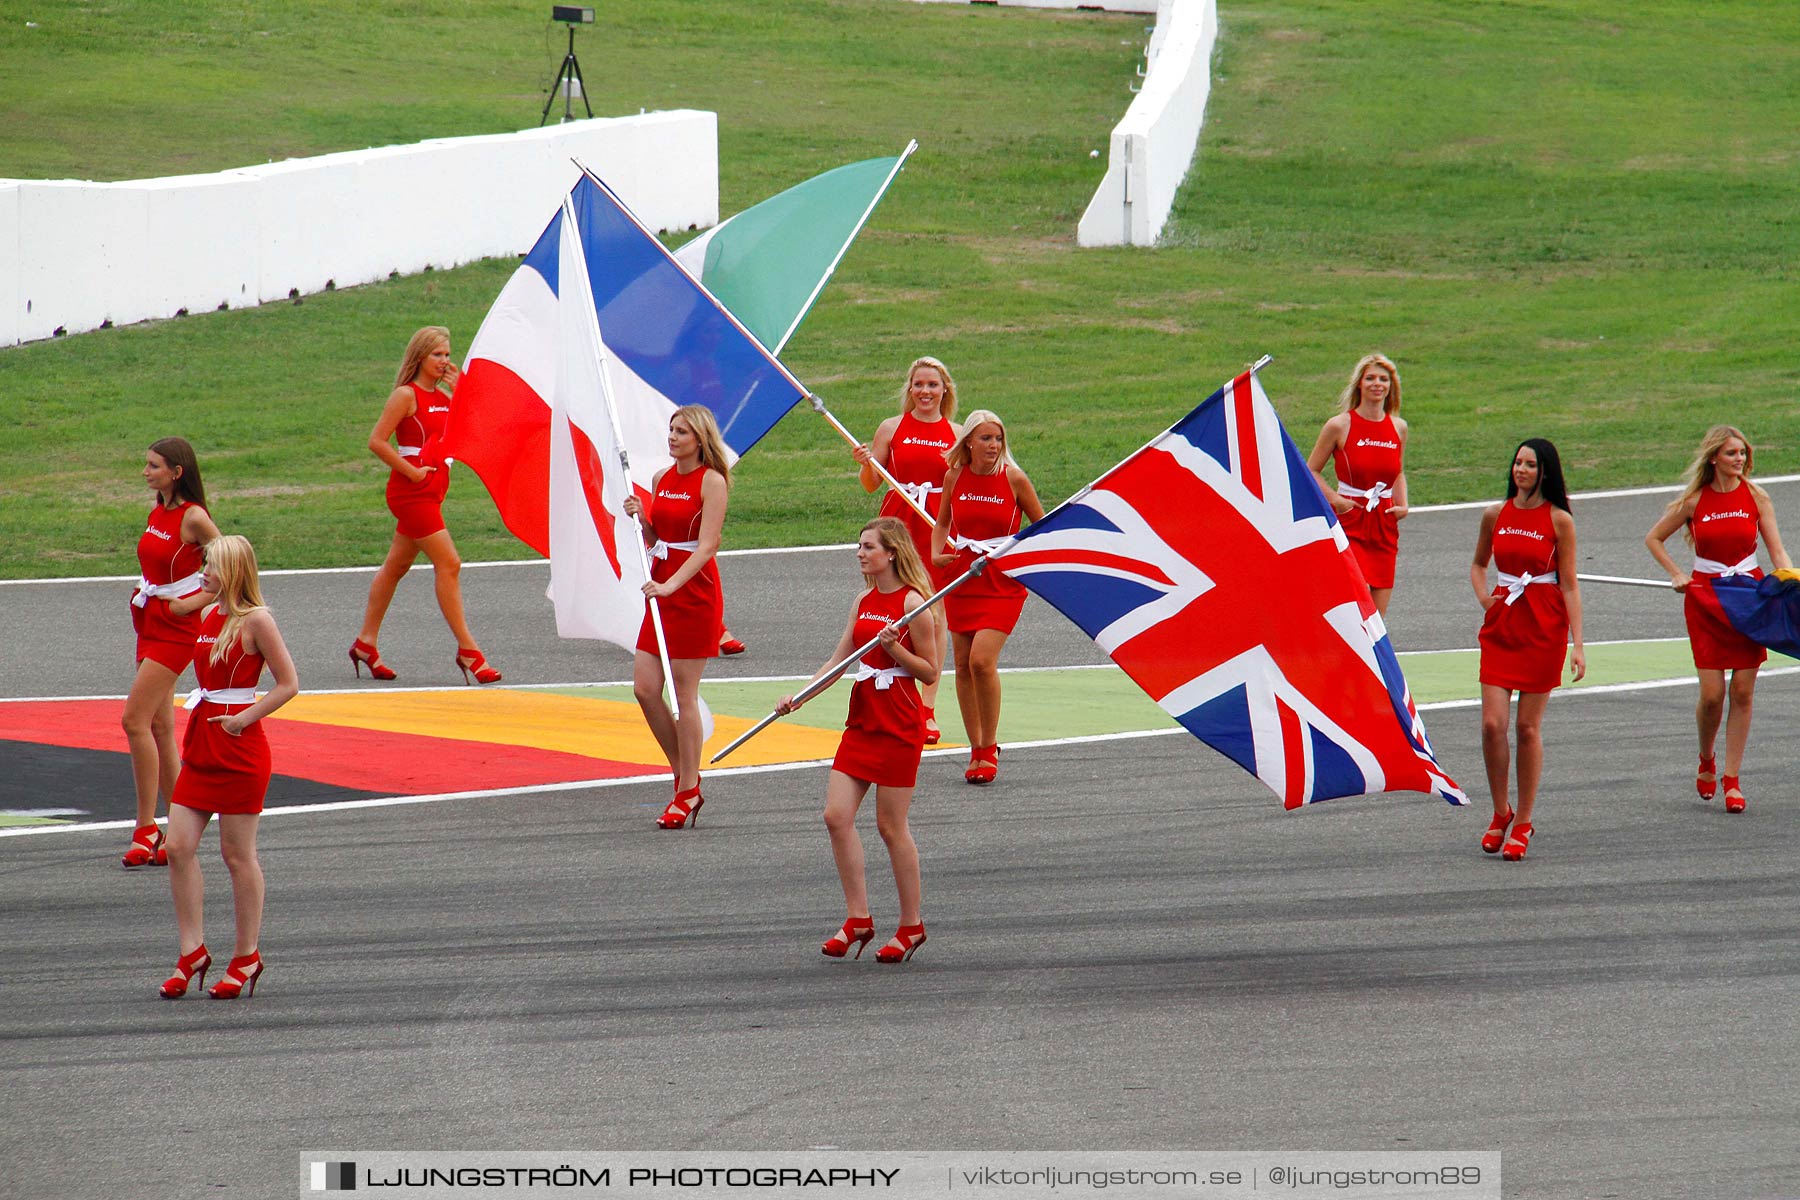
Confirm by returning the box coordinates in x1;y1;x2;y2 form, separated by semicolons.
2;0;1796;577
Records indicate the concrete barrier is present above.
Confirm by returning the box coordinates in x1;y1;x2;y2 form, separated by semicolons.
1077;0;1217;247
1;110;717;346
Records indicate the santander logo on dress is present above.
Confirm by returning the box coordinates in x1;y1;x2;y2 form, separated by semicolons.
1496;526;1547;542
1355;438;1399;450
958;492;1009;505
1698;509;1752;523
658;489;692;502
144;524;172;541
902;436;952;450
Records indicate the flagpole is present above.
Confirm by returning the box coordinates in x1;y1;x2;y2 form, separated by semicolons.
1576;573;1674;589
709;565;981;764
771;140;918;355
561;195;682;720
807;394;937;527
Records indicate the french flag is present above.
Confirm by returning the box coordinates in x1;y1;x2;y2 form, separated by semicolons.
445;172;809;648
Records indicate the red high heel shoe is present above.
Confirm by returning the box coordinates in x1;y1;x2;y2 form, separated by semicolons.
454;648;502;685
657;783;703;829
159;943;211;999
1501;822;1534;862
1480;806;1514;855
922;706;940;746
349;639;397;681
822;916;876;959
719;632;747;655
966;745;998;785
208;950;264;999
875;923;927;963
1723;775;1746;814
1696;754;1717;800
121;823;165;869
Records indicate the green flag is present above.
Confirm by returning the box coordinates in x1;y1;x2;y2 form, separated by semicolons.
674;144;915;354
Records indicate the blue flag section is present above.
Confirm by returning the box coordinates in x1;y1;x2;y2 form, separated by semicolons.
567;175;809;454
1712;571;1800;661
993;370;1466;809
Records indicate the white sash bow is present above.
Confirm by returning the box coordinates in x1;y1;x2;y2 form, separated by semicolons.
949;533;1009;556
183;686;257;711
853;663;908;690
649;538;701;561
397;444;423;458
1338;482;1393;512
1497;570;1558;606
1694;553;1758;578
896;480;942;511
132;570;205;609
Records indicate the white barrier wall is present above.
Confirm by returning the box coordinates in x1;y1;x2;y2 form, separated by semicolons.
1078;0;1217;247
0;110;717;347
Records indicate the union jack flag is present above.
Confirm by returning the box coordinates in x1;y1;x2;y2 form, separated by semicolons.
992;369;1466;808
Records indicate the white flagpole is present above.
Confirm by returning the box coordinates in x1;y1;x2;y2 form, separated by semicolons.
561;194;681;720
808;394;937;526
710;565;980;764
1576;573;1674;589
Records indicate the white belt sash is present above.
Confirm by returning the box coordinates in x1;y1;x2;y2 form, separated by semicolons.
397;445;423;458
649;538;701;561
132;571;205;609
896;480;942;511
1694;553;1758;577
1338;482;1393;512
1497;570;1558;606
184;686;257;710
853;663;908;690
949;534;1009;556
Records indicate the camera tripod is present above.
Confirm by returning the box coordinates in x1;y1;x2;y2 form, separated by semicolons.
540;24;594;126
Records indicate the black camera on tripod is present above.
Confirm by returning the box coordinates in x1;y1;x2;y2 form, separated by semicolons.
542;7;596;125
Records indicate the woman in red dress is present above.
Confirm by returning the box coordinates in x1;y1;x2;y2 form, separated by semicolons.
1645;425;1792;814
122;437;221;868
157;536;298;1000
930;409;1046;786
623;405;731;830
778;517;940;964
1306;353;1409;615
852;357;961;745
1471;439;1585;861
349;326;500;685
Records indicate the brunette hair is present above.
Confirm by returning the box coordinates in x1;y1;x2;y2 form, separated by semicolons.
899;356;958;423
1338;353;1402;416
205;535;268;665
1505;438;1572;513
861;516;933;599
396;326;452;391
148;437;207;509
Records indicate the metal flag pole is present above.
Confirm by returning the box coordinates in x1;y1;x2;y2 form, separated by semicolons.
710;565;982;764
1576;573;1674;589
561;194;681;719
808;394;937;526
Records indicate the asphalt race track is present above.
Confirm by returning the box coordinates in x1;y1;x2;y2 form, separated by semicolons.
2;483;1797;1200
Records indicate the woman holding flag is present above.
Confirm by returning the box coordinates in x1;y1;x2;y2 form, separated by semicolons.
852;357;961;745
350;326;500;685
931;410;1045;785
777;517;940;963
123;437;220;868
1470;438;1585;862
1645;425;1791;814
623;406;732;830
1307;353;1409;615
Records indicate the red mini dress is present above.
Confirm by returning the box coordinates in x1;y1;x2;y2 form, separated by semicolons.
171;606;272;816
832;584;927;788
1332;411;1404;589
1684;484;1766;671
1478;499;1570;694
635;465;724;659
385;381;453;539
942;466;1027;636
131;501;208;672
879;411;956;585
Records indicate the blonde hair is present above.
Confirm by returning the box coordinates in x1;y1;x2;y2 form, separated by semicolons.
396;326;451;391
1338;353;1401;416
670;405;733;489
946;409;1017;471
899;356;958;423
1668;424;1763;545
862;516;933;599
205;535;268;665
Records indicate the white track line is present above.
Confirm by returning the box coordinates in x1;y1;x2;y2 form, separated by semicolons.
8;667;1796;840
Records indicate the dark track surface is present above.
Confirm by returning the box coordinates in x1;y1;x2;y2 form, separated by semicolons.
3;484;1798;1200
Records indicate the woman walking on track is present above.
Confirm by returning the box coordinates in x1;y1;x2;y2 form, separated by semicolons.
930;409;1045;786
123;437;221;869
852;356;961;745
1307;353;1409;615
1471;439;1585;862
623;405;731;830
349;326;500;685
158;536;298;1000
1645;425;1791;814
777;518;940;964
